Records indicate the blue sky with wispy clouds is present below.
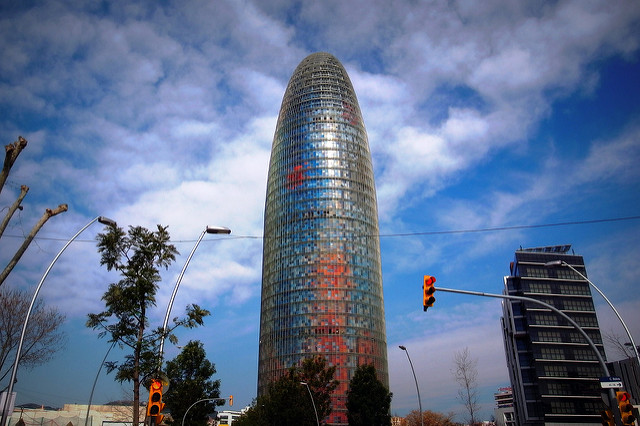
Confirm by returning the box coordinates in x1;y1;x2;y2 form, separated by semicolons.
1;0;639;419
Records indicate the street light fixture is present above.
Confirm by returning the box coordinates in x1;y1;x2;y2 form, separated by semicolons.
544;260;640;368
157;225;231;366
300;382;320;426
399;345;423;426
1;215;117;426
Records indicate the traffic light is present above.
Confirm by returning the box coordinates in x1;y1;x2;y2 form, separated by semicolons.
423;275;436;311
229;395;233;406
147;378;165;424
600;410;614;426
616;391;636;425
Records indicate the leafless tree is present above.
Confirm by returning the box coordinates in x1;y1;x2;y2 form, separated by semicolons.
0;136;68;287
452;347;479;425
0;287;67;390
603;329;637;360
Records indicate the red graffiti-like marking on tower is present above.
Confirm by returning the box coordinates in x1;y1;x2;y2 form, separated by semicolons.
287;163;306;189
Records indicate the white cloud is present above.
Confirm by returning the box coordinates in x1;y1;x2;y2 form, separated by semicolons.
1;0;639;412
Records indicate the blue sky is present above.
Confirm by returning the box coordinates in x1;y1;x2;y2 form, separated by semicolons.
1;0;639;420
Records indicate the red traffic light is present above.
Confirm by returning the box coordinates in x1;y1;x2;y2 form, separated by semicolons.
423;275;436;311
616;391;635;425
147;379;165;418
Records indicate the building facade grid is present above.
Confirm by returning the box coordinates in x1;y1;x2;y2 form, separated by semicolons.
258;52;388;425
501;245;607;425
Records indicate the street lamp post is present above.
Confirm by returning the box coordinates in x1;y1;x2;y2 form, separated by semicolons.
157;226;231;367
300;382;320;426
181;397;226;426
84;341;117;426
544;260;640;368
436;285;623;426
1;215;116;426
399;345;423;426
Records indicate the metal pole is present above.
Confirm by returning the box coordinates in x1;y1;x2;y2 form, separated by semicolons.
157;226;230;369
545;260;640;368
181;398;225;426
300;382;320;426
436;285;622;426
399;345;423;426
84;341;116;426
1;216;116;426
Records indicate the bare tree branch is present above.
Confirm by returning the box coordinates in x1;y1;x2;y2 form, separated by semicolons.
0;204;68;287
0;185;28;239
0;137;28;196
603;328;636;360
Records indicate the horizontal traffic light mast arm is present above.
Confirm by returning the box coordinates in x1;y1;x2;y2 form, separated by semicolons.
436;286;610;376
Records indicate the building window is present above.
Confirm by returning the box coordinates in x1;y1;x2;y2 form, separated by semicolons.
550;400;576;414
556;268;584;280
563;299;594;311
558;283;591;295
535;330;562;342
524;266;549;278
532;313;558;326
541;347;565;360
543;364;568;377
528;282;552;293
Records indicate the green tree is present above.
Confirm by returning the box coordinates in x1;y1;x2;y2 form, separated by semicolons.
164;340;221;426
234;356;338;426
86;224;209;425
346;364;392;426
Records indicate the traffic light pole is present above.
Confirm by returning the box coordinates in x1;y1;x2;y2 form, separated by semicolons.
435;286;623;426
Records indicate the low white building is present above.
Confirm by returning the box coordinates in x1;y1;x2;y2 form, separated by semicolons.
6;403;146;426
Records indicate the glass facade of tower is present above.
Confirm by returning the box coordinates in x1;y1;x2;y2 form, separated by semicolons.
259;52;388;425
501;245;607;426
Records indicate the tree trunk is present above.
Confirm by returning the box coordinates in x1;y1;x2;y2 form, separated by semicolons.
0;185;28;239
0;204;68;287
1;136;28;196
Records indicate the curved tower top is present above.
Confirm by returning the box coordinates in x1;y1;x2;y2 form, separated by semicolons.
259;52;388;425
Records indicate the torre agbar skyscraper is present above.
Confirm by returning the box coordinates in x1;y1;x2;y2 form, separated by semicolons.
259;52;388;424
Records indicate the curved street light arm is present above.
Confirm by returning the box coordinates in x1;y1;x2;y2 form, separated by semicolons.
545;260;640;368
398;346;423;426
84;341;117;426
437;285;623;425
300;382;320;426
182;398;226;426
157;226;231;371
1;215;116;426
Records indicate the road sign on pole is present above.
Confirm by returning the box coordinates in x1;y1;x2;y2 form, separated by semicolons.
600;376;624;389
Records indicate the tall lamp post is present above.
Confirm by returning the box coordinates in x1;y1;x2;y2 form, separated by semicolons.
1;215;116;426
157;226;231;366
399;345;423;426
544;260;640;368
84;341;116;426
300;382;320;426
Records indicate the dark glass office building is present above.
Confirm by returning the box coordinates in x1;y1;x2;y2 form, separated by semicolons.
258;52;388;425
501;245;607;425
